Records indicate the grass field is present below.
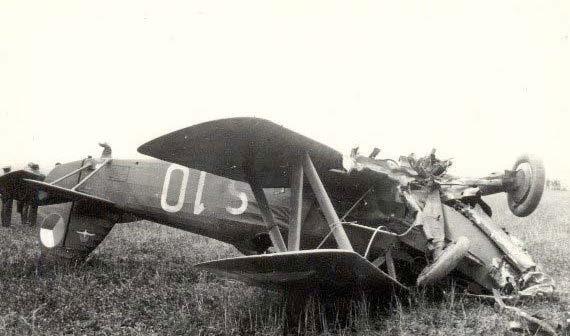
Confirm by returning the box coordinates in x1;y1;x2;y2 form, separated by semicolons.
0;192;568;335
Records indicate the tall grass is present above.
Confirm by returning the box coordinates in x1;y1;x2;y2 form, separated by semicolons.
0;191;568;335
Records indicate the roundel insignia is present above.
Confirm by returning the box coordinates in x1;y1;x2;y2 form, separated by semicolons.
39;213;67;248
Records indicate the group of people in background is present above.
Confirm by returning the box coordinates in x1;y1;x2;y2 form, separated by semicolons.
1;162;44;226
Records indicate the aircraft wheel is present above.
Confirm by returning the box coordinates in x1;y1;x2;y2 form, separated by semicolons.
1;198;13;227
507;154;545;217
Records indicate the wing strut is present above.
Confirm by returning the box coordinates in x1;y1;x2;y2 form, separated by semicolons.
159;119;406;290
247;152;354;252
248;177;288;252
302;153;353;251
287;159;303;251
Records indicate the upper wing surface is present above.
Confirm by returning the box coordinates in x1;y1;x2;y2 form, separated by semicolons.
138;118;344;187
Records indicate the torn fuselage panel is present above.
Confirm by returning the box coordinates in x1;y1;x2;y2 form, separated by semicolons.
342;150;553;295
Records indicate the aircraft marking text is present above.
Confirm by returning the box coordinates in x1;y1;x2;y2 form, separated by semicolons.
160;164;248;215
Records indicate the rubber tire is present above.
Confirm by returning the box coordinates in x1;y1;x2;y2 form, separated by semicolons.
507;154;545;217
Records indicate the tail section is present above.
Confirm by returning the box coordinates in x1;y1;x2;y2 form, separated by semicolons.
32;158;118;264
39;200;115;264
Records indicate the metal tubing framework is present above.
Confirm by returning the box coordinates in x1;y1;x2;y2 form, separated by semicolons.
49;164;93;186
71;159;111;191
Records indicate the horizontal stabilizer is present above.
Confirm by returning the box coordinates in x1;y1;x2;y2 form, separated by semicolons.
138;118;344;187
24;179;115;207
196;249;407;290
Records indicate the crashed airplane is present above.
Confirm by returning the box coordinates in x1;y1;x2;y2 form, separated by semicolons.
0;118;554;308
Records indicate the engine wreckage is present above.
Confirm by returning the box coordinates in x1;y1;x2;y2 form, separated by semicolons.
342;148;554;297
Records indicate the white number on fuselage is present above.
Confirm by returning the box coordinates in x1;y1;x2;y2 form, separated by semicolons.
161;164;248;216
193;171;206;215
161;164;190;213
226;180;248;215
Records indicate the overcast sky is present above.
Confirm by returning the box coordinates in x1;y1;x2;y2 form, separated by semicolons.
1;1;568;184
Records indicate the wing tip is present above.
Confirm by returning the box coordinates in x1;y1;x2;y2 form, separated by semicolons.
137;117;277;158
24;179;115;206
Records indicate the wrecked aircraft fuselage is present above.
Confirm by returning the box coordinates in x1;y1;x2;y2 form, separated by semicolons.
0;118;554;302
339;149;553;296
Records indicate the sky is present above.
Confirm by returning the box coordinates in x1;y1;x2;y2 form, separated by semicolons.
1;0;569;184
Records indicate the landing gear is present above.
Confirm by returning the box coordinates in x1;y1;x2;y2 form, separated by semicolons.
507;154;545;217
417;236;470;286
417;190;470;286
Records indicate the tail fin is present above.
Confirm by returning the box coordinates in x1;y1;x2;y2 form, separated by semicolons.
39;200;115;265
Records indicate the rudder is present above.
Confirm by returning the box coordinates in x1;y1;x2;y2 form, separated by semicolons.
39;200;115;265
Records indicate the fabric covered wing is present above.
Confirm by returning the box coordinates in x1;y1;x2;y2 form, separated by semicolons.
137;118;344;188
196;249;407;291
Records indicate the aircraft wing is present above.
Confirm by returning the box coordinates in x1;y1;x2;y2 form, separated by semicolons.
1;169;113;207
23;179;115;207
0;170;44;201
138;118;344;188
196;249;407;291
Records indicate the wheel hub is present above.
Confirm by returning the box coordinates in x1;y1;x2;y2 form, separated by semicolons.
511;163;532;204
